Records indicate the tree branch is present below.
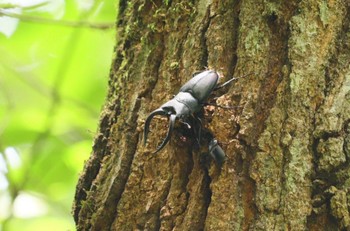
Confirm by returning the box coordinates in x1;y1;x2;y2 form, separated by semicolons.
0;9;114;30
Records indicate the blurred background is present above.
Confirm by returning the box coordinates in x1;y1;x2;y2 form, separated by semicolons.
0;0;117;230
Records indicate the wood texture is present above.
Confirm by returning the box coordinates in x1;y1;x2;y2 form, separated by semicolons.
73;0;350;230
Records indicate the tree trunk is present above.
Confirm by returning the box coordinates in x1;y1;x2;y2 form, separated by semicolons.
73;0;350;230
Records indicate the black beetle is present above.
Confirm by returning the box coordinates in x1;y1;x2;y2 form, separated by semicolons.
144;70;239;163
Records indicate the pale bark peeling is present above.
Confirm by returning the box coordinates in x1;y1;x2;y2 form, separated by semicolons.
73;0;350;230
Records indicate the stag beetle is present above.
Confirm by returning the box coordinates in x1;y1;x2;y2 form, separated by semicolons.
144;70;239;164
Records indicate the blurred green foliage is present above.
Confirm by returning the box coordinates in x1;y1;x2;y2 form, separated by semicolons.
0;1;117;230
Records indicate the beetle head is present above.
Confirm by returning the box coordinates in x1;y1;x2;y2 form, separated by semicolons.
143;108;176;154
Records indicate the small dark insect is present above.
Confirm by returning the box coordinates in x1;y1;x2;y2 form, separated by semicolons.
144;70;241;164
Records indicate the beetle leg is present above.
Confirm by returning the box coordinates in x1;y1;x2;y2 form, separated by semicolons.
144;109;167;145
193;116;202;145
203;102;240;110
209;138;226;165
213;77;238;90
214;72;255;90
154;114;176;154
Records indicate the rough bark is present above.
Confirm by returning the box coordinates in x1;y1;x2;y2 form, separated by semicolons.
73;0;350;230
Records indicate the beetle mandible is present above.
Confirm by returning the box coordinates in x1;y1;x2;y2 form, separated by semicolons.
143;70;239;164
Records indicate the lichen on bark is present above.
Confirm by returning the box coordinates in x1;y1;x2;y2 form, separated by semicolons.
73;0;350;230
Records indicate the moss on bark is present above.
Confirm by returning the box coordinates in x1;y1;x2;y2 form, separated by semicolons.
73;0;350;230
